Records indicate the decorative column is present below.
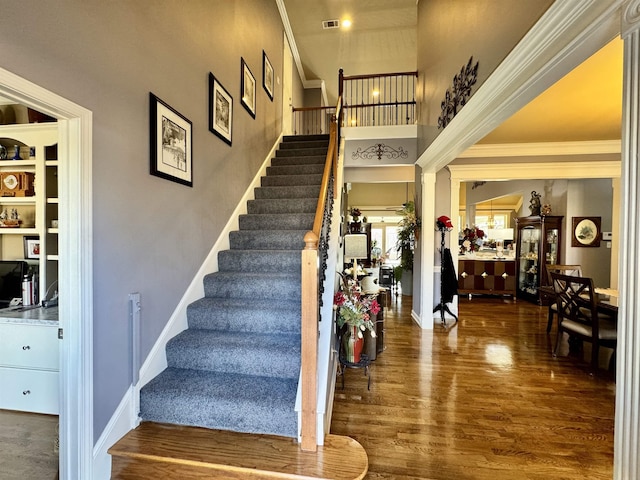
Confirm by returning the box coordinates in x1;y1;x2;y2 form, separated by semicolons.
615;1;640;478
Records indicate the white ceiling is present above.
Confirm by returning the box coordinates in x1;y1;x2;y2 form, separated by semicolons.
282;1;622;146
282;0;417;104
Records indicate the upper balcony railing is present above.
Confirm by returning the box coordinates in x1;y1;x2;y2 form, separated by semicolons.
340;69;418;128
292;70;417;135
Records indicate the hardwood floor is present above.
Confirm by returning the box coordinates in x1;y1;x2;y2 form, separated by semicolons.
330;294;615;480
0;410;58;479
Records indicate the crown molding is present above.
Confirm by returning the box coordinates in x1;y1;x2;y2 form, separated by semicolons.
276;0;306;87
277;0;327;99
458;139;621;158
448;159;620;181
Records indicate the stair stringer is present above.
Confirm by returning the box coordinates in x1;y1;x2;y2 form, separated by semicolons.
296;136;345;445
92;135;283;480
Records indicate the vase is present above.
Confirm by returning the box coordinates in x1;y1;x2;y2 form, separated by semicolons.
343;325;364;363
11;145;21;160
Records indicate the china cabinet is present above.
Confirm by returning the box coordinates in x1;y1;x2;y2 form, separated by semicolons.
515;215;563;303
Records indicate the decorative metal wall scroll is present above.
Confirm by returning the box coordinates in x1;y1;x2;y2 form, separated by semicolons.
437;57;479;129
352;143;408;161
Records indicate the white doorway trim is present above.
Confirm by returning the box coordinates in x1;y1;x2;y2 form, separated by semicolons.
0;68;93;479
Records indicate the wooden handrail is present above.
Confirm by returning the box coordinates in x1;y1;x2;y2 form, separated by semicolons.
300;97;341;452
341;70;418;81
292;105;336;112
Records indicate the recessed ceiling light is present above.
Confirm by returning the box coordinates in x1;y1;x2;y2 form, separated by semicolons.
342;19;352;29
372;90;380;97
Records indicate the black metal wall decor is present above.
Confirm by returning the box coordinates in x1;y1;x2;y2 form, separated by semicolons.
437;57;479;129
352;143;408;161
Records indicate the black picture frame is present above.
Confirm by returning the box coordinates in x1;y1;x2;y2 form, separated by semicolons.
262;50;274;101
149;93;193;187
240;57;256;118
571;216;601;247
24;235;40;259
208;73;233;146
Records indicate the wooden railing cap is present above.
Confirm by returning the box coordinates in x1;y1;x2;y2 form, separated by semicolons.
304;230;319;250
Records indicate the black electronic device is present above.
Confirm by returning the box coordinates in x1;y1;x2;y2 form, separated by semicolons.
0;260;29;308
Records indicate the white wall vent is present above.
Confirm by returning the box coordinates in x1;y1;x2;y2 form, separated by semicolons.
322;19;340;29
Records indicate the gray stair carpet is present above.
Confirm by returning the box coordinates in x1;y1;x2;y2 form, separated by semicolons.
139;134;329;439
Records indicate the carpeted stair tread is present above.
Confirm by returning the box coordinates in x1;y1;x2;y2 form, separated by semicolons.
229;229;307;250
203;271;301;300
261;174;323;187
275;147;328;157
218;249;300;273
270;155;327;167
166;329;300;379
266;164;325;176
279;140;329;150
238;213;314;231
254;185;321;200
247;198;318;214
283;134;329;142
187;297;300;333
139;368;298;438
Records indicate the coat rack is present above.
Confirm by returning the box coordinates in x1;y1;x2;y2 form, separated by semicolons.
433;217;458;325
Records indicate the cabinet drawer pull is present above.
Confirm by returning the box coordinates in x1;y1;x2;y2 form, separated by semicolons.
22;345;31;350
23;390;31;395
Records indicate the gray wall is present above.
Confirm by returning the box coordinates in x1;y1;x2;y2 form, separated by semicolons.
415;0;553;154
1;0;291;441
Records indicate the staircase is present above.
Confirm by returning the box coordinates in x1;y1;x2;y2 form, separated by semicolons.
110;133;369;479
137;134;330;438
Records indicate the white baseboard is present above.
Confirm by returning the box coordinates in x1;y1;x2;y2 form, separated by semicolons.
93;135;283;477
92;385;137;480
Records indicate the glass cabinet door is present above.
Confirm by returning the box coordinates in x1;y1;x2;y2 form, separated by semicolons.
518;226;540;296
545;228;559;265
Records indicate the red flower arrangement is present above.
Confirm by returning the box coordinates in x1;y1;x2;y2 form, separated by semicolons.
333;274;380;338
461;225;485;252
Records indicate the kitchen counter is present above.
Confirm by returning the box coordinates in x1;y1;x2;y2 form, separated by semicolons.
0;305;58;326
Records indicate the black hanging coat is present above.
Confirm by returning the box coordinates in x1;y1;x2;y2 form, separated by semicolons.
441;248;458;303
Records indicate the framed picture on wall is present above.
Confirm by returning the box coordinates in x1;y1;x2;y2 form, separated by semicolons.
149;92;193;187
571;216;601;247
24;235;40;259
262;50;274;101
208;73;233;146
240;57;256;118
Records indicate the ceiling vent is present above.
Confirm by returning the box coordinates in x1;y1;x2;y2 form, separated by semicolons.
322;19;340;29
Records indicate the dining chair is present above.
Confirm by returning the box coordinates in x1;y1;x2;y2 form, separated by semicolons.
550;272;617;370
544;264;582;333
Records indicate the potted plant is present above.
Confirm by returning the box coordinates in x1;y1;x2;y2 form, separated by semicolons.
396;201;421;295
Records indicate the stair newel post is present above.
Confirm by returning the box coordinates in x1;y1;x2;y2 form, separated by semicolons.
301;230;319;452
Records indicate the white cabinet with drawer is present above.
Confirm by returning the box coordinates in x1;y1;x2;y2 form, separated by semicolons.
0;320;59;414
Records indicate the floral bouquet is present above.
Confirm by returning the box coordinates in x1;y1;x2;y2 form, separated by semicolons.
333;273;379;339
349;207;362;222
461;225;485;252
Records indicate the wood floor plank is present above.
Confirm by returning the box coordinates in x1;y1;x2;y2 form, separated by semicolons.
330;294;615;480
109;422;368;479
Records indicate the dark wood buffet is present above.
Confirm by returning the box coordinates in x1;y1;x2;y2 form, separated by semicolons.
458;257;516;298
